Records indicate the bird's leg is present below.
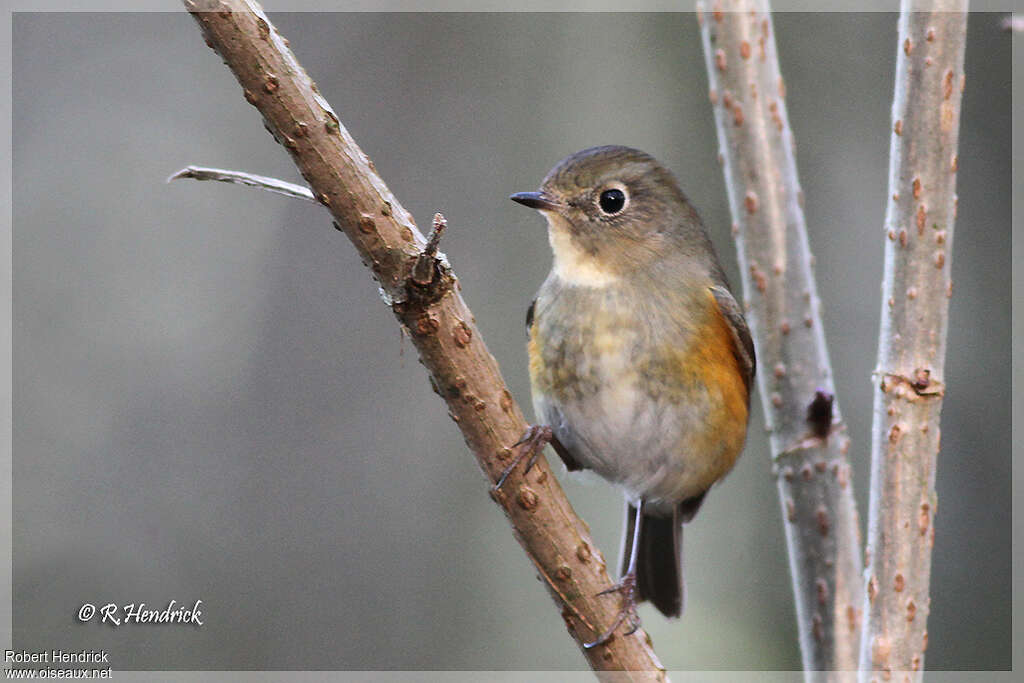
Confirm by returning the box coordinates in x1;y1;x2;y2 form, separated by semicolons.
583;500;644;649
491;424;553;492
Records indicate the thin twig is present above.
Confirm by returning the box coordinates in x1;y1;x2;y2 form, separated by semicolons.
412;213;448;286
181;1;666;675
697;3;863;677
859;3;967;680
168;165;317;202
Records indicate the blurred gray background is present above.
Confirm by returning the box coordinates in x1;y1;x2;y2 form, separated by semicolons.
12;12;1010;671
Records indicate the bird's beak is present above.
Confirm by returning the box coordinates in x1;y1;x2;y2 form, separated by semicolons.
509;191;561;212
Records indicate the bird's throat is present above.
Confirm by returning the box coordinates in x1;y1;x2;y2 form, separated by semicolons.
544;213;620;288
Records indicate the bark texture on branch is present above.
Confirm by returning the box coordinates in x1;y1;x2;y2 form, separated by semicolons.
697;3;863;677
859;4;967;680
182;2;667;676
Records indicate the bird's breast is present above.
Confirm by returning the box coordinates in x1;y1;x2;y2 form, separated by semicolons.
528;280;748;505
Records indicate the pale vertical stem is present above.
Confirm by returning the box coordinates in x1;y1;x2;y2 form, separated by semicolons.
698;3;863;677
859;4;967;680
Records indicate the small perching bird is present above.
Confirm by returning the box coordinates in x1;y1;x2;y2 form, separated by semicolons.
502;145;755;647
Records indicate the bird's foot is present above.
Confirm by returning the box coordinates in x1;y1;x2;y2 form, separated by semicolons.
491;425;553;492
583;572;642;649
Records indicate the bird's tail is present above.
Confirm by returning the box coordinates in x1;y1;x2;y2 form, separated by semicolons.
621;502;684;618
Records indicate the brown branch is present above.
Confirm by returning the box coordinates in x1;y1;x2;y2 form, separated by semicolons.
697;3;863;676
181;1;666;675
859;4;967;679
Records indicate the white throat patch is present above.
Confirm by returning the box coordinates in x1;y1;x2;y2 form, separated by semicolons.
543;212;619;288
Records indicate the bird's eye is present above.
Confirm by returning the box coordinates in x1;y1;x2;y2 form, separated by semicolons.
598;188;626;215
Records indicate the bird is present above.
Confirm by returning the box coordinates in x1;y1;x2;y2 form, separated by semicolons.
501;145;755;647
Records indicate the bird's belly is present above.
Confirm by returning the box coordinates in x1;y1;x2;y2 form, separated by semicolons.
535;366;691;508
532;336;745;511
548;392;704;505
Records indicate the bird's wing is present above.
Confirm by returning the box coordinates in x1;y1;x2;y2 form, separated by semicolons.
525;298;536;339
709;285;756;395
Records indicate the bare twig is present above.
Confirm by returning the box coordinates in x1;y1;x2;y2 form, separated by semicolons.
412;213;448;286
168;165;317;202
182;1;666;675
697;3;863;676
859;3;967;680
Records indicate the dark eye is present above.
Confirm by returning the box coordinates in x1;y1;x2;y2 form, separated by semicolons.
598;188;626;214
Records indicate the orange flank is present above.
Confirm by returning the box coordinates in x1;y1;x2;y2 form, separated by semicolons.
672;290;750;482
